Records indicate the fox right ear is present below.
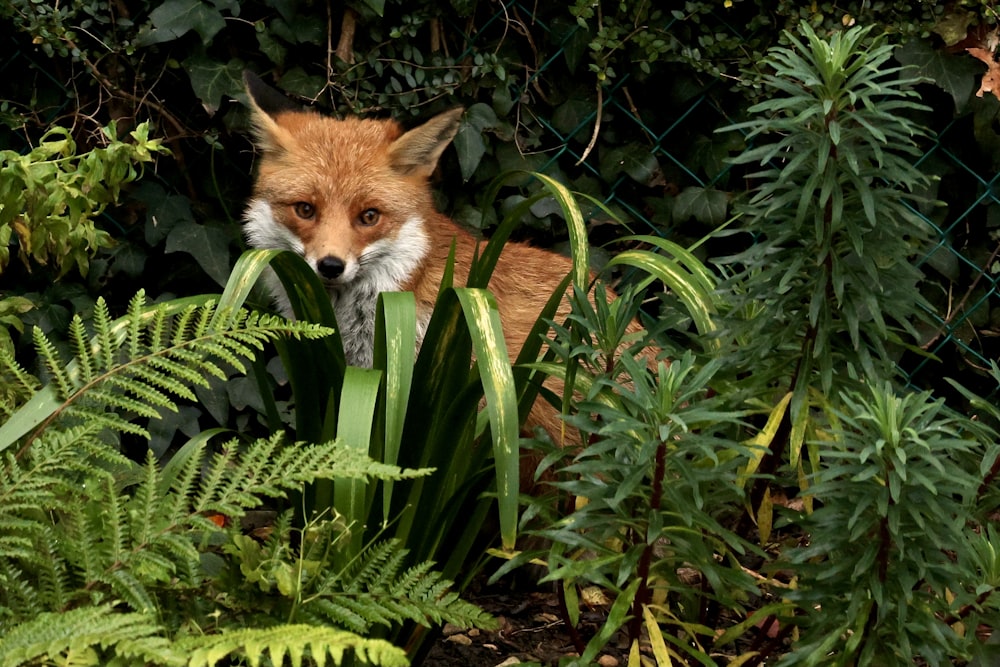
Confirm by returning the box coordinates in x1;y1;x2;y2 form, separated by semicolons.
243;70;301;154
388;108;465;179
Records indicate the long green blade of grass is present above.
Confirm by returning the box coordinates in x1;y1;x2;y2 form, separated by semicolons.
454;287;520;550
606;246;718;338
373;291;417;525
333;365;382;565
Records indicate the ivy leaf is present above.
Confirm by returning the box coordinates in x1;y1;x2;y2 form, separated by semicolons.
133;182;195;245
454;104;498;181
277;68;327;100
185;57;246;115
359;0;386;16
552;99;594;142
256;28;287;66
495;143;547;182
270;15;325;46
165;220;234;287
138;0;226;46
673;186;729;226
209;0;240;14
894;39;981;113
599;143;660;185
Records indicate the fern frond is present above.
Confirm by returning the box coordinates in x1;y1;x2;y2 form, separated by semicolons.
99;474;127;567
126;290;146;361
0;348;40;418
132;452;162;546
0;424;122;517
32;528;72;612
93;296;115;371
21;293;333;442
149;532;201;585
103;567;157;614
59;502;106;591
0;606;175;667
32;326;72;399
0;559;42;618
193;435;431;517
160;437;210;520
106;373;188;411
68;315;95;386
309;599;371;634
134;360;203;398
313;540;496;633
182;624;409;667
338;539;406;596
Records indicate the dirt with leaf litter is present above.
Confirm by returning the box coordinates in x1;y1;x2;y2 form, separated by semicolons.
422;580;632;667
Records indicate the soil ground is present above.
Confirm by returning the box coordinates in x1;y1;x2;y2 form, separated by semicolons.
422;579;632;667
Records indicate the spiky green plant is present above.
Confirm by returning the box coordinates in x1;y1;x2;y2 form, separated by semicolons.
776;382;1000;666
506;280;758;665
698;23;1000;666
714;21;939;543
719;24;934;391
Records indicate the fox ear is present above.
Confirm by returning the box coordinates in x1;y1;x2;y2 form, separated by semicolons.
243;70;300;154
389;108;464;178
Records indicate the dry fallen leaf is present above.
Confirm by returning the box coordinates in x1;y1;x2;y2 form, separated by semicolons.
967;47;1000;101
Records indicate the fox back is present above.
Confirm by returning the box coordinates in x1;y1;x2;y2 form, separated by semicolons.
242;72;638;443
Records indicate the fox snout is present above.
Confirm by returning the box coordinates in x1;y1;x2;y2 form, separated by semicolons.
317;256;346;280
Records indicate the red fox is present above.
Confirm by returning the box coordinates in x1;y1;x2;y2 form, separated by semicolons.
242;71;644;442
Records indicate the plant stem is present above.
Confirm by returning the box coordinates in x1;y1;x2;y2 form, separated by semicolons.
556;582;587;654
627;438;666;642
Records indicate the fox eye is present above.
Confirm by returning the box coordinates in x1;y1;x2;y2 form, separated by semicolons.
293;202;316;219
358;208;380;226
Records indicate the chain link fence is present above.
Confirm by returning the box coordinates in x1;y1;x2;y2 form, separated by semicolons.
451;3;1000;393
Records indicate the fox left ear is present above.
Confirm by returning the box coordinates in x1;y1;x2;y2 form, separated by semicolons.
389;108;464;178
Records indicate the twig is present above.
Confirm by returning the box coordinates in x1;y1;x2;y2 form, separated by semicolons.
921;239;1000;350
335;7;358;65
575;83;602;166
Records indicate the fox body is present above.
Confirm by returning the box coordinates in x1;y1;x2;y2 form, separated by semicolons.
242;73;627;439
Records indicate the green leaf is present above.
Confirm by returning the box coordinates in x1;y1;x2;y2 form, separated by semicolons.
277;67;327;99
932;9;975;47
454;125;487;182
139;0;227;46
673;186;729;226
164;219;233;287
599;142;660;184
333;366;382;563
552;99;595;141
579;578;642;664
454;288;520;550
184;56;246;115
374;292;417;523
606;244;717;339
894;39;980;113
360;0;386;16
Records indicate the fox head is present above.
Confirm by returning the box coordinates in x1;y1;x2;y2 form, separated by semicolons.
242;71;463;291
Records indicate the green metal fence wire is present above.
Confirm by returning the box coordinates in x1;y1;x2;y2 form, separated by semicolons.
908;115;1000;387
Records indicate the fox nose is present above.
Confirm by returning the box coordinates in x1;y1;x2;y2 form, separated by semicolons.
317;256;345;280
